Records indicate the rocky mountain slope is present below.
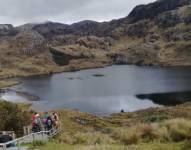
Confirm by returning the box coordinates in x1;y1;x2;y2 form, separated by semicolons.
0;0;191;78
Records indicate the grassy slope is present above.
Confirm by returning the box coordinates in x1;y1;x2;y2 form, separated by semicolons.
33;103;191;150
37;142;185;150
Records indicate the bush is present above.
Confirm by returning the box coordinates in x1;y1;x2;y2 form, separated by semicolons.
0;101;31;136
152;125;170;142
152;118;191;142
111;124;157;145
163;119;191;142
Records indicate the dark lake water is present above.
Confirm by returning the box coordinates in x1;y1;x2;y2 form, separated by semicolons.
1;65;191;115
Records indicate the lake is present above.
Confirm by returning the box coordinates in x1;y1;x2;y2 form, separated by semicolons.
1;65;191;115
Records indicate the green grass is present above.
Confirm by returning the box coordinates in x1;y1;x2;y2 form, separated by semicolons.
34;142;184;150
32;118;191;150
1;102;190;150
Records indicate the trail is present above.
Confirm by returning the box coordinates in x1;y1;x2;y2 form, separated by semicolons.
0;128;61;150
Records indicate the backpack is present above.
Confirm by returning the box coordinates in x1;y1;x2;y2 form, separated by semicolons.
34;118;39;125
46;117;52;127
34;117;41;126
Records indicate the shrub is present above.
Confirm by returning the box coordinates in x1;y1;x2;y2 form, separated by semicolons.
163;119;191;142
102;128;114;134
153;118;191;142
111;124;157;145
0;101;31;136
152;125;170;142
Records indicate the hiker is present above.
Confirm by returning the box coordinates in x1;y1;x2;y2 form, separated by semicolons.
32;113;43;133
52;112;59;129
43;112;48;128
46;116;53;131
43;112;53;131
32;112;37;127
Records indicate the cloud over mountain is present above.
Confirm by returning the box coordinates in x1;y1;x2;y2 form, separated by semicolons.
0;0;154;25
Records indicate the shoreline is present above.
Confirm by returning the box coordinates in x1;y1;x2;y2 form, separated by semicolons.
1;63;191;88
0;80;21;89
0;89;40;101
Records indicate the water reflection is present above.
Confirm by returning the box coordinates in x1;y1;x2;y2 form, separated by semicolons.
31;95;160;115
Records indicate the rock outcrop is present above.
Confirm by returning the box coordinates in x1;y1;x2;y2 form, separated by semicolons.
0;24;17;37
128;0;191;23
14;31;47;55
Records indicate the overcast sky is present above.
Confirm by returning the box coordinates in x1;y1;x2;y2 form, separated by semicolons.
0;0;155;26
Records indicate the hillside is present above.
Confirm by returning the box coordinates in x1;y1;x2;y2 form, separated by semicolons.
30;102;191;150
2;101;191;150
0;0;191;79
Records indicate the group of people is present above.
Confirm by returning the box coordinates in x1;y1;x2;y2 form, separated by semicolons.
32;111;59;133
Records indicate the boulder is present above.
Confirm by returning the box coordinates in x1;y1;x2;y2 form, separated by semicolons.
77;36;114;50
49;46;90;66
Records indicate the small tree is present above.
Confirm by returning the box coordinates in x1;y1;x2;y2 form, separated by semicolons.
0;101;31;137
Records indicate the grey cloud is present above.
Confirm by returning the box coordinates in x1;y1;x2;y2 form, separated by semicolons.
0;0;155;26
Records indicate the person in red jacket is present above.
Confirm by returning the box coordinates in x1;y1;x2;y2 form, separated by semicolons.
32;112;37;127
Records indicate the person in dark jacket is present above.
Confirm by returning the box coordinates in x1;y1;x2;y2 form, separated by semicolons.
46;116;53;131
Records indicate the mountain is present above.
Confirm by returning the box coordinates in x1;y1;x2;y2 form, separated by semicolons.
0;0;191;78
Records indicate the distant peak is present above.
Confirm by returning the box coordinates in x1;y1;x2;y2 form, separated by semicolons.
128;0;191;23
0;24;13;30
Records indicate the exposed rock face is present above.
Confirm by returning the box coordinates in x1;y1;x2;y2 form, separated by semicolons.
0;24;17;37
156;11;182;28
126;20;152;37
77;36;114;50
14;31;47;55
32;22;70;38
31;20;126;38
109;42;160;65
31;20;105;38
50;47;89;66
128;0;191;23
0;24;13;30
